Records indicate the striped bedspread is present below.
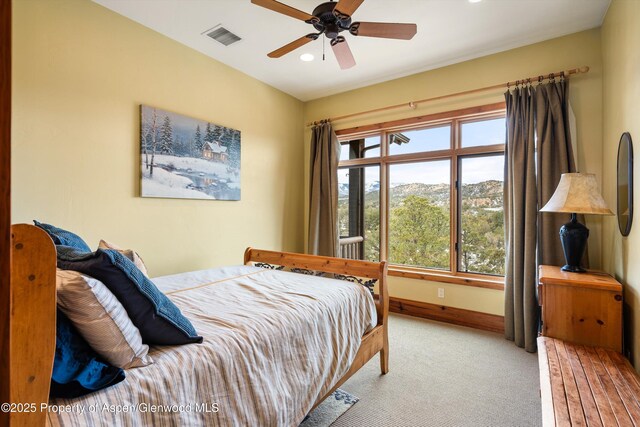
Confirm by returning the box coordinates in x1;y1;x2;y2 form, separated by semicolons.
47;265;377;427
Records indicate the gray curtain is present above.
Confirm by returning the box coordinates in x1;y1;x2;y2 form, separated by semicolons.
535;81;585;267
308;121;340;257
504;80;581;352
504;86;538;352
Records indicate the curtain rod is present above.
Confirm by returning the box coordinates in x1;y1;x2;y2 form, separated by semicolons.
307;65;590;127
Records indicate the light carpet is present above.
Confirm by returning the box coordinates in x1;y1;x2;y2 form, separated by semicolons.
331;313;541;427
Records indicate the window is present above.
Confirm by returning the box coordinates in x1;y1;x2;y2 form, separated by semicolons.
338;165;380;261
388;125;450;155
458;154;505;275
388;160;450;270
340;135;381;160
337;105;506;282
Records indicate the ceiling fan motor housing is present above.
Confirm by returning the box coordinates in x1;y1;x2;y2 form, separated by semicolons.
310;2;352;40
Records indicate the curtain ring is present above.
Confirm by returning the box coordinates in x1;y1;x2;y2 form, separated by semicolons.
538;75;543;84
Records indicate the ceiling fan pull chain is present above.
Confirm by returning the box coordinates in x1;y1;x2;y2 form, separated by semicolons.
323;36;326;61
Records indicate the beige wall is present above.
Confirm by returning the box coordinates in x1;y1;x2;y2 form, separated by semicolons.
11;0;305;277
304;30;604;316
601;0;640;364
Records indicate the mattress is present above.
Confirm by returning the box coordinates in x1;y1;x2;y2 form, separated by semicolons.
47;265;377;426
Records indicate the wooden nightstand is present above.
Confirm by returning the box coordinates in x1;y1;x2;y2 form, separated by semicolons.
538;265;623;352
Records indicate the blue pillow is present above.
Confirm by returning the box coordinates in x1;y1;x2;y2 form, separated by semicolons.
51;309;125;398
33;221;91;253
57;247;202;345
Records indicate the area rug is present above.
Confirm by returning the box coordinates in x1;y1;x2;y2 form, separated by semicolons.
299;389;359;427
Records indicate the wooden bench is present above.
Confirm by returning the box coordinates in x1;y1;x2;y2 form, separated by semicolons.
538;336;640;426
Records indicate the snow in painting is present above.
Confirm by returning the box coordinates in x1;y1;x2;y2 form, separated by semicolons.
140;105;241;200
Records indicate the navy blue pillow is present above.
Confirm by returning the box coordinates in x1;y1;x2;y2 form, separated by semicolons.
57;247;202;345
33;221;91;253
51;309;125;398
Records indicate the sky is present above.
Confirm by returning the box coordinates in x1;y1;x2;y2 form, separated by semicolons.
338;156;504;186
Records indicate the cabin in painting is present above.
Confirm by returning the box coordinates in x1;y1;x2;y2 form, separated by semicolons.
203;141;228;163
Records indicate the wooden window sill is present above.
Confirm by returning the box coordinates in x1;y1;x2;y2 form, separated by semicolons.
389;266;505;290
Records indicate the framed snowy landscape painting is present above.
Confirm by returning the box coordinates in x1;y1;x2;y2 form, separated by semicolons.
140;105;241;200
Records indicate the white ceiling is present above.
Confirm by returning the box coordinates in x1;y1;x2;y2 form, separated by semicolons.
93;0;610;102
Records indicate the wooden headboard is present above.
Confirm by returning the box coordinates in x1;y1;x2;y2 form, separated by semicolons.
2;225;56;427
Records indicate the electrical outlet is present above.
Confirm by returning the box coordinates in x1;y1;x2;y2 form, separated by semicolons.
438;288;445;298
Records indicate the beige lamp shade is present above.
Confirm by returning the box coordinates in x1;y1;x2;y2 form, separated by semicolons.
540;173;613;215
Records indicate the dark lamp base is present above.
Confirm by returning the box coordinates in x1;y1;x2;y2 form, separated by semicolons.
559;213;589;274
561;264;587;273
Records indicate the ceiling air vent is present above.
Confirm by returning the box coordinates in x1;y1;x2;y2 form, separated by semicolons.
205;26;241;46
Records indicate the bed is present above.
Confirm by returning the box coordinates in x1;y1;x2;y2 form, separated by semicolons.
4;224;389;426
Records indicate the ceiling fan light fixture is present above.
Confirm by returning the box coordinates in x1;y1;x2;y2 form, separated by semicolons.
300;53;315;62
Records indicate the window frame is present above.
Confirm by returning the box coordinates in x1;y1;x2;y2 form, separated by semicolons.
337;103;506;289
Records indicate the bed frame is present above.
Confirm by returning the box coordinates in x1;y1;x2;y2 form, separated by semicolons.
243;247;390;410
2;225;388;426
3;225;57;427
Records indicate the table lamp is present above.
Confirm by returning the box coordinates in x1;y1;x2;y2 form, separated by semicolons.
540;173;613;273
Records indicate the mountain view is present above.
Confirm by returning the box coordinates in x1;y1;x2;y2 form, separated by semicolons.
338;180;505;275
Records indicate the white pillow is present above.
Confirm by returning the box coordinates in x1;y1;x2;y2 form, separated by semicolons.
56;269;153;369
98;239;149;277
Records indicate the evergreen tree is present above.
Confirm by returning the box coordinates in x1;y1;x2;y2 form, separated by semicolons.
225;128;233;146
212;124;223;143
142;107;159;175
460;207;504;274
388;195;449;269
363;200;380;261
228;130;241;169
194;124;204;155
159;115;174;154
205;122;214;143
174;136;183;156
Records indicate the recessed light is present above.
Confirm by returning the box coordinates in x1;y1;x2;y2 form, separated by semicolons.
300;53;314;62
468;0;482;3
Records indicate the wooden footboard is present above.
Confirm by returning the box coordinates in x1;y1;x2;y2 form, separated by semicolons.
2;224;56;427
243;247;390;409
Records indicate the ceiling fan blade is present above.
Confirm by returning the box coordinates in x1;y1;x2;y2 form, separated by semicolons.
251;0;315;22
331;39;356;70
268;35;314;58
350;22;417;40
334;0;365;18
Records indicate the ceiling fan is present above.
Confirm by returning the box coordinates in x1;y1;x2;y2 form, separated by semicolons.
251;0;417;70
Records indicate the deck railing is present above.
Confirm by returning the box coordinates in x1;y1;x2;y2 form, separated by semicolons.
339;236;364;260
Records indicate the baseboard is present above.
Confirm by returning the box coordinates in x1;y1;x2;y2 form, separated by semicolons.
388;296;505;334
